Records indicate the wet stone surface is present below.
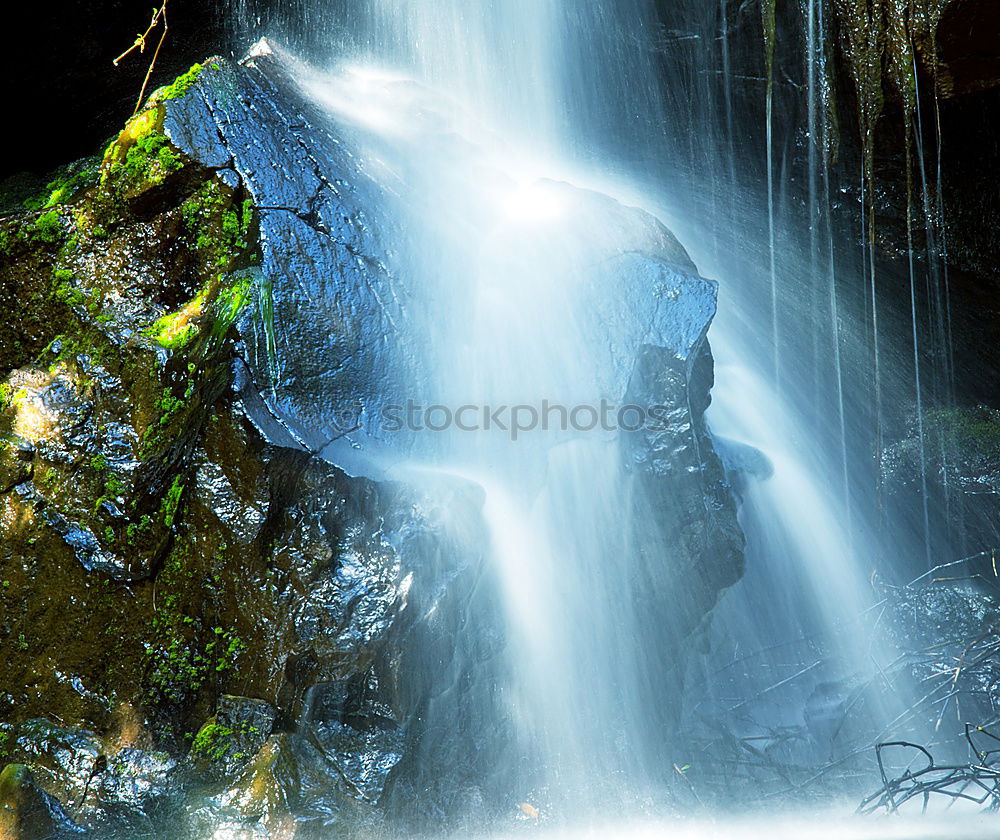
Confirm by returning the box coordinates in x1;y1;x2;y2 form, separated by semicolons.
0;46;746;837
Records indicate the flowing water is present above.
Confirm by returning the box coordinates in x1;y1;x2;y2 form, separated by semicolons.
227;0;976;829
300;49;716;807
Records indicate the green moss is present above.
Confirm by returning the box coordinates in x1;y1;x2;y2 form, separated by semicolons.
139;373;196;456
159;64;204;102
31;210;63;244
146;626;209;704
219;200;253;264
122;131;183;186
253;273;278;383
208;625;244;672
182;180;254;272
161;474;185;528
158;389;186;428
102;107;184;194
150;315;197;351
126;515;153;545
147;284;211;351
925;407;1000;460
213;274;253;340
1;386;29;411
23;161;100;211
191;720;234;761
51;270;87;310
53;285;85;308
144;541;242;707
40;323;114;384
0;79;266;740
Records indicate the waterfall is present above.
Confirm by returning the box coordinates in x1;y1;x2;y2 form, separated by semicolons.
286;0;742;809
226;0;958;817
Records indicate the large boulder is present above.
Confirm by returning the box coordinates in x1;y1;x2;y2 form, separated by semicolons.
0;763;72;840
0;48;744;835
160;44;728;481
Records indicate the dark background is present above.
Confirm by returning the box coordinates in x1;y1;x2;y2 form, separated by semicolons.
0;1;231;178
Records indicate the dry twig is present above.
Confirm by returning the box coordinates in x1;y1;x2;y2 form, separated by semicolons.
858;724;1000;814
113;1;170;117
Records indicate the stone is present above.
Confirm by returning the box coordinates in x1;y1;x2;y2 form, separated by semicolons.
160;49;723;482
190;696;279;776
14;720;102;818
217;697;280;742
0;763;67;840
0;48;744;835
200;734;375;838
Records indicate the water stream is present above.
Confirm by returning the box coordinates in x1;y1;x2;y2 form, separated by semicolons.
228;0;974;828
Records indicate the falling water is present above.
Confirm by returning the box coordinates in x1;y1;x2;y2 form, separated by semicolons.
224;0;971;823
298;13;722;806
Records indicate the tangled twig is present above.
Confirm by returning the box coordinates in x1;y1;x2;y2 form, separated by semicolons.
113;1;170;117
858;724;1000;814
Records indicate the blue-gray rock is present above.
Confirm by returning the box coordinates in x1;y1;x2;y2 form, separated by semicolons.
162;45;721;480
0;763;79;840
164;48;410;466
13;719;177;830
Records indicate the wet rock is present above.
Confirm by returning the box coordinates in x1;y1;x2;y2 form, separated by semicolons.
160;49;722;479
217;697;279;744
882;405;1000;580
163;51;407;462
0;438;32;493
619;340;745;742
0;64;267;822
190;697;279;776
310;718;404;803
15;719;102;817
91;748;177;819
11;719;179;829
0;763;74;840
216;735;302;829
193;733;375;839
716;435;775;488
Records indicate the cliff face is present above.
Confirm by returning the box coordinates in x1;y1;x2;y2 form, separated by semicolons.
0;51;744;836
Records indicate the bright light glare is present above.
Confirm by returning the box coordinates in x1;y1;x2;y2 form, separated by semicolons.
502;181;565;222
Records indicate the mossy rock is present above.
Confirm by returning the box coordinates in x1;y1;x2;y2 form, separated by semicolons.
212;734;374;837
0;763;62;840
190;696;278;776
0;60;265;758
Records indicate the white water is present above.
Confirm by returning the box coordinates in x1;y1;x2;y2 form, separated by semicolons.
284;0;941;821
286;0;917;808
471;811;999;840
309;60;700;804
